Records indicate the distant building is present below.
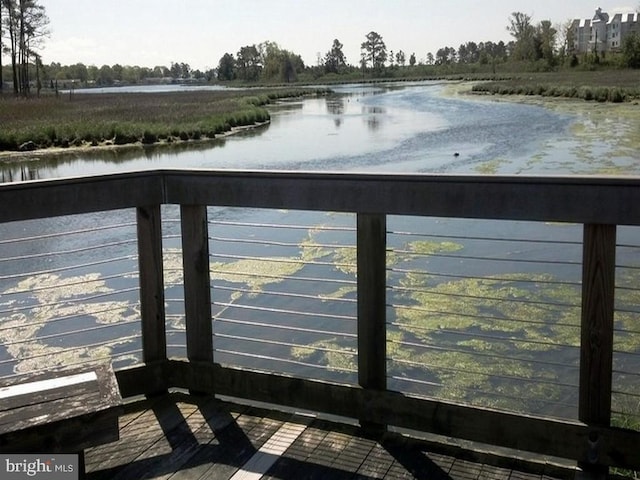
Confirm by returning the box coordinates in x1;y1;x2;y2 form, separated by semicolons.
571;7;640;54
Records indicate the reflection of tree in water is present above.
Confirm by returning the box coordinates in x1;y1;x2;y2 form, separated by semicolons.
0;164;41;183
325;95;345;128
364;105;385;131
325;95;345;116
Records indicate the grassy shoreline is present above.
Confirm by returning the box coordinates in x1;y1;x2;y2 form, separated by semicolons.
0;88;327;155
467;70;640;103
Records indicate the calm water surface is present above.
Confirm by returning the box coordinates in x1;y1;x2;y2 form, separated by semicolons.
0;82;592;180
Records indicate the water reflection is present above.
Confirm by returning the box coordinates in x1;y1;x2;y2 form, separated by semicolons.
0;164;41;183
325;95;345;128
364;105;385;131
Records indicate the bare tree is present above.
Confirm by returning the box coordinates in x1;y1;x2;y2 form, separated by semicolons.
556;19;575;64
3;0;48;96
507;12;536;61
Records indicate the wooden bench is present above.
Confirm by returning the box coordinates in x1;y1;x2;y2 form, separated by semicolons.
0;362;122;475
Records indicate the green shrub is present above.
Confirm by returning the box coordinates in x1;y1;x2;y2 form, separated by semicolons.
44;126;57;142
142;130;158;144
581;87;594;101
114;130;138;145
0;133;18;151
609;87;625;103
594;87;609;102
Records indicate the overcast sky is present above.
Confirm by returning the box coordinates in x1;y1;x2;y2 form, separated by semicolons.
30;1;638;70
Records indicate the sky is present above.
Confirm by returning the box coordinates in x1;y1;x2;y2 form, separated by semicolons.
22;1;640;71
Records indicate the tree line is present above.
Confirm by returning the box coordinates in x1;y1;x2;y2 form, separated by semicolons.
214;12;640;82
5;6;640;96
42;62;214;87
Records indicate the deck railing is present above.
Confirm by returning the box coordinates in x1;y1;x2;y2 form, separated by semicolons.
0;169;639;474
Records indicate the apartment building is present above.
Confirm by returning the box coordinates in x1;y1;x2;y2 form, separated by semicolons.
571;7;640;54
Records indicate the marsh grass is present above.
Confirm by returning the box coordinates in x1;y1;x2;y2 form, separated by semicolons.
0;88;325;152
470;70;640;103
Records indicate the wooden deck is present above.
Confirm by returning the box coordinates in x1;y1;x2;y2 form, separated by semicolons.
85;392;573;480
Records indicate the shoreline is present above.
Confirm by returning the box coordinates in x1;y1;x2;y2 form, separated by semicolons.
0;120;271;163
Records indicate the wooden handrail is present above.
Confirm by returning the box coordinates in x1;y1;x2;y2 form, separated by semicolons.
1;170;639;473
2;169;640;224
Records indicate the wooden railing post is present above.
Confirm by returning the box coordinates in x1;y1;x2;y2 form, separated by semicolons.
578;223;616;478
357;213;387;433
136;205;166;364
180;205;213;364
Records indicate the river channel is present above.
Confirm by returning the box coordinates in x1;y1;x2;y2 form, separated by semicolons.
0;82;639;424
0;81;627;179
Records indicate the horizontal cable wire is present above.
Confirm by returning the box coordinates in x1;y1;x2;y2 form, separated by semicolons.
0;349;143;381
214;317;357;338
210;252;354;269
0;334;143;368
389;374;577;412
0;255;137;282
611;370;640;379
0;286;140;317
0;239;137;264
212;301;356;321
613;306;640;317
215;333;356;358
388;230;581;245
388;267;581;287
388;301;580;329
211;270;355;286
1;271;139;297
210;235;355;250
0;222;136;245
166;329;186;336
209;220;355;232
214;348;357;373
388;284;578;309
213;285;357;304
388;248;580;266
0;302;141;333
388;337;580;372
615;265;640;272
390;355;578;390
390;319;580;351
2;319;141;347
388;374;443;388
615;285;640;292
611;393;640;402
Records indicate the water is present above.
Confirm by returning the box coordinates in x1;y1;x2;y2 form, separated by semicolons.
1;82;639;422
0;82;586;180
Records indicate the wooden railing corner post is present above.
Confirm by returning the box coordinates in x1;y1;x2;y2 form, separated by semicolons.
579;223;616;477
136;204;168;396
357;212;387;435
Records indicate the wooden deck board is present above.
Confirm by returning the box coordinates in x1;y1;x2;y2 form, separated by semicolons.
85;393;574;480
